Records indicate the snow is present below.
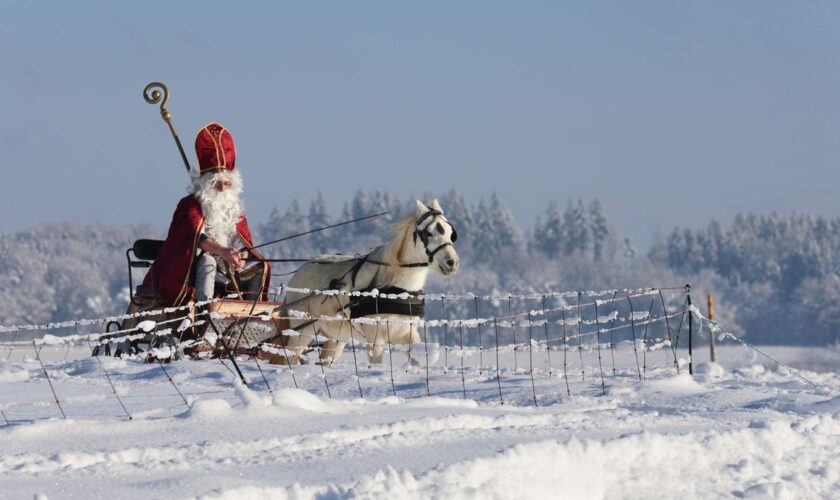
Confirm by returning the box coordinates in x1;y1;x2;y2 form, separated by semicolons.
0;343;838;499
0;367;29;383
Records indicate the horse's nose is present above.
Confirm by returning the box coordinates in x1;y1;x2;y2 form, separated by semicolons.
446;259;455;267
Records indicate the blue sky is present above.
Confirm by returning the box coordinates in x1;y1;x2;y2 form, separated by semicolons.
2;1;839;247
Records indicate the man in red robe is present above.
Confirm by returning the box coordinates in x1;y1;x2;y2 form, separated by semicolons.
142;122;270;306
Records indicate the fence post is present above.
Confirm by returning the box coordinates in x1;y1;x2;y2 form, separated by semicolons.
707;294;716;363
686;284;693;375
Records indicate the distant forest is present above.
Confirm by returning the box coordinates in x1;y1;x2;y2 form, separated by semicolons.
2;190;839;345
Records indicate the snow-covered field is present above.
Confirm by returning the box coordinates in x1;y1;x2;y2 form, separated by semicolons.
1;342;838;499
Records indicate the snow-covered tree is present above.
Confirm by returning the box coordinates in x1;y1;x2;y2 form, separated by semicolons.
473;193;521;261
589;199;612;262
533;201;564;259
562;199;590;257
308;192;333;254
8;190;840;346
259;199;311;259
0;222;158;326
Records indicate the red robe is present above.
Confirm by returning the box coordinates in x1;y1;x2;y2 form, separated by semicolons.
143;195;270;306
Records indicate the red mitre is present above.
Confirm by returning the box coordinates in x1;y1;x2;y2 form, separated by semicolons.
195;122;236;175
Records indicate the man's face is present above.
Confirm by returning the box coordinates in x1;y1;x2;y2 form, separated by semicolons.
214;179;232;192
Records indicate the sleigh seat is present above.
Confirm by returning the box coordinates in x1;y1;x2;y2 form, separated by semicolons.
93;239;180;358
126;239;164;303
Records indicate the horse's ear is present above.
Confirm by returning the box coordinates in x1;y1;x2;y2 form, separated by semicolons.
430;199;443;212
415;200;429;215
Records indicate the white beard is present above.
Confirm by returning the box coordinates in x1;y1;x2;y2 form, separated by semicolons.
192;171;244;247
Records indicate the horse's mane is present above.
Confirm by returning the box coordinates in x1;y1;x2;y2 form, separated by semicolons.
376;213;420;284
386;214;417;261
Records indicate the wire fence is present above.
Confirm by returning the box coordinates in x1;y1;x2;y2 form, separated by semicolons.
0;284;808;424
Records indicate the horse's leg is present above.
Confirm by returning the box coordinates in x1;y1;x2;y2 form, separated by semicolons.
397;322;424;367
407;326;424;368
368;343;385;364
284;321;316;364
314;319;343;365
302;322;321;363
360;323;386;365
320;340;346;365
407;346;424;368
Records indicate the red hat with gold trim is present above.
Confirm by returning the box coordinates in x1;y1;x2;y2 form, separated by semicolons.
195;122;236;175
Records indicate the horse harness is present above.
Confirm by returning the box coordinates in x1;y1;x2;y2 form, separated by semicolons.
347;285;426;319
330;209;456;320
323;209;457;289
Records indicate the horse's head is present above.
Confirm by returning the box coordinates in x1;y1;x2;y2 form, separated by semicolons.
414;199;460;276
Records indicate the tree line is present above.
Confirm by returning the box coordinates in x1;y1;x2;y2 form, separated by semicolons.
1;192;838;345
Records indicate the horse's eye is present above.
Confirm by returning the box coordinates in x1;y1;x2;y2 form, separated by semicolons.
436;222;445;235
450;229;458;242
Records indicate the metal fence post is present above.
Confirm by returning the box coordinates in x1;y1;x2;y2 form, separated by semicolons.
707;294;716;363
686;284;693;375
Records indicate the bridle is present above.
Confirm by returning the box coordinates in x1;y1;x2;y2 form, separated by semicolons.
413;209;458;263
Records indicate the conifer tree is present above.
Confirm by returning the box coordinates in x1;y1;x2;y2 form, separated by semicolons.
308;192;332;254
535;201;563;258
562;199;590;256
589;199;611;261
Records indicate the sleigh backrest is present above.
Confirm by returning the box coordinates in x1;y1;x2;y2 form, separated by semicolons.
132;239;164;261
127;239;164;305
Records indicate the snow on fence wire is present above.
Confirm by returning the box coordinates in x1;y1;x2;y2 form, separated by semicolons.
0;297;228;334
0;285;716;424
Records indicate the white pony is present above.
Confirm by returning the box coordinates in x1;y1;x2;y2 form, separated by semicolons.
283;199;460;365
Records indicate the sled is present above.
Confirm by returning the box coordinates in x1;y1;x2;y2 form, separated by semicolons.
93;239;290;360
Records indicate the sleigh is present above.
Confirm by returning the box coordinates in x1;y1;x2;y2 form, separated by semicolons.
96;200;459;366
93;238;290;360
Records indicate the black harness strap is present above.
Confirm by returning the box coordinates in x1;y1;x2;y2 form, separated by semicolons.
349;255;371;289
326;251;429;291
347;286;426;319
